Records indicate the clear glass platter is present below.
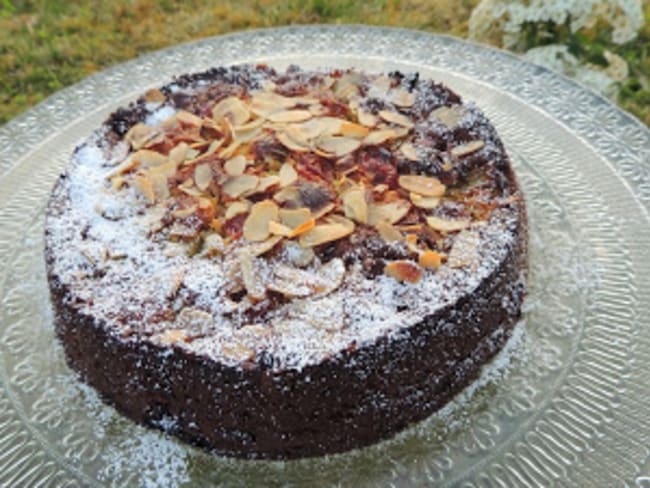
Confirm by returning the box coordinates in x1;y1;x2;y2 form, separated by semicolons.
0;25;649;487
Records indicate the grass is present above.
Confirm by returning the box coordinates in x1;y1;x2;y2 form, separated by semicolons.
0;0;648;125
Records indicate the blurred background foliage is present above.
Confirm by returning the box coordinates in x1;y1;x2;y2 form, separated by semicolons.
0;0;648;125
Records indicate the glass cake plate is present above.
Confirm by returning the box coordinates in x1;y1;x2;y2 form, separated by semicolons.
0;26;649;487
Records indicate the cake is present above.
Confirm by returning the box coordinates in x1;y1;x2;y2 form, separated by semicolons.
45;64;527;459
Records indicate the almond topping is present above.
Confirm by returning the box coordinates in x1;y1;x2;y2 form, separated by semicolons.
410;192;440;209
212;96;250;126
132;149;167;168
341;188;368;224
268;110;312;123
451;140;485;157
279;163;298;187
132;174;155;204
222;174;259;198
257;175;280;193
279;207;312;229
225;200;250;220
400;142;419;161
390;89;416;107
378;110;414;128
426;216;471;232
317;136;361;157
375;221;402;242
419;250;443;269
248;235;283;257
125;124;164;150
339;121;370;138
357;110;378;127
243;200;279;242
194;164;212;191
277;131;310;152
384;260;422;283
299;222;354;247
268;220;293;237
222;342;255;362
224;155;247;176
367;200;411;225
169;142;189;164
363;128;409;145
398;175;446;197
431;105;465;127
176;110;203;127
158;329;188;345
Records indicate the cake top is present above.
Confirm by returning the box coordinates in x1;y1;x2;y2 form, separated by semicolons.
46;65;524;370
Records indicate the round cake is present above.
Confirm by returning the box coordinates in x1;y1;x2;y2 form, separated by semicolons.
45;64;527;459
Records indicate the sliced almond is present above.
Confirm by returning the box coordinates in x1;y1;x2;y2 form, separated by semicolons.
243;200;279;242
419;250;443;269
222;341;255;362
125;123;164;150
176;110;203;127
279;163;298;187
299;222;354;247
201;233;225;257
325;214;355;231
410;192;440;209
367;200;411;225
357;110;378;127
256;175;281;193
398;175;446;197
451;140;485;157
194;163;212;191
172;204;198;219
224;155;248;176
268;110;312;123
269;220;294;237
157;329;188;345
341;188;368;224
268;257;345;298
132;174;155;204
212;96;250;126
225;200;250;220
375;221;402;242
273;185;301;204
312;202;336;220
132;149;167;168
363;128;409;146
384;260;422;283
277;131;310;153
431;105;465;127
400;142;419;161
379;110;414;128
239;253;266;300
317;136;361;157
339;121;370;138
248;235;283;257
426;216;471;232
279;207;312;229
169;142;189;164
390;89;416;107
149;172;170;201
222;174;259;198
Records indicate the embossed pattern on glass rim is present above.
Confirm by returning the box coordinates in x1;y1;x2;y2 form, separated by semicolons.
0;26;648;487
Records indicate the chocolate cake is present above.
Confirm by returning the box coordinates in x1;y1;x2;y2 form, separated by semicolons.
45;64;527;459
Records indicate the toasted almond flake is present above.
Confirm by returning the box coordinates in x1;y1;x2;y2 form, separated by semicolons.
158;329;188;345
398;175;446;197
144;88;166;103
390;89;416;107
269;220;293;237
379;110;414;128
225;200;250;220
172;204;198;218
169;142;189;164
400;142;419;161
384;260;422;283
312;202;336;220
277;131;310;152
283;241;315;267
325;214;355;231
234;117;265;132
218;140;241;160
341;188;368;224
212;96;250;126
200;233;225;257
273;185;301;204
249;235;283;257
182;148;201;165
268;110;312;123
239;253;266;301
194;163;212;191
224;155;247;176
339;121;370;138
268;258;345;298
251;91;299;110
176;110;203;127
357;110;378;127
132;149;167;168
147;159;177;179
132;174;155;204
398;224;423;232
370;75;391;96
308;104;327;116
222;174;259;198
279;163;298;187
288;217;315;237
111;176;126;190
451;140;485;157
178;185;204;197
426;216;471;232
205;139;224;155
149;172;170;201
243;200;279;242
107;155;138;177
375;221;402;242
317;136;361;157
431;105;465;127
257;175;281;193
367;200;411;225
279;207;312;229
410;192;440;209
363;128;409;146
447;230;480;268
419;250;443;269
125;123;164;150
299;223;354;247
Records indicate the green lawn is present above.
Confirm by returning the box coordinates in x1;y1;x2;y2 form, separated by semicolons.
1;0;648;125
